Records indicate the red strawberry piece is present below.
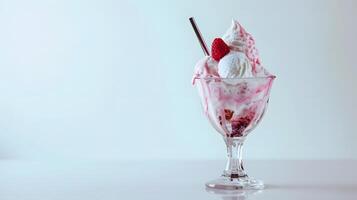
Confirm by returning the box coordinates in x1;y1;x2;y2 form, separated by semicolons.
211;38;230;61
230;112;256;137
224;109;234;121
231;119;249;137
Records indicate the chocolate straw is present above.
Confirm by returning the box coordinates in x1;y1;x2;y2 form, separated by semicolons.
189;17;210;56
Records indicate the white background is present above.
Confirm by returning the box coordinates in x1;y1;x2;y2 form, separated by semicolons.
0;0;356;160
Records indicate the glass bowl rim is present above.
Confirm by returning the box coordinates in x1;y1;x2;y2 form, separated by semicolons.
194;75;276;80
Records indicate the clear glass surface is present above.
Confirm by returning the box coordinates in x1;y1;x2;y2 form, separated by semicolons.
195;76;275;190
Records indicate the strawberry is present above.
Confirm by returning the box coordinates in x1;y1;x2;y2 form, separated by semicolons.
224;109;234;121
230;111;256;137
211;38;230;61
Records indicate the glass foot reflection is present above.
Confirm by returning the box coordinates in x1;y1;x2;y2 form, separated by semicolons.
206;186;263;200
206;176;264;190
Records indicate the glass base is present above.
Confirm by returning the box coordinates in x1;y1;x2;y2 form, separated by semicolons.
205;187;263;200
205;176;264;190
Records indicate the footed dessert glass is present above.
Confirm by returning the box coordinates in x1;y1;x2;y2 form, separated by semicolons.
195;76;275;190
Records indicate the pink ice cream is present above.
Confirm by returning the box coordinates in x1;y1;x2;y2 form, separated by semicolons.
193;20;275;138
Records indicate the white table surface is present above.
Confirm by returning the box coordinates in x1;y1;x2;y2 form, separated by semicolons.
0;160;356;200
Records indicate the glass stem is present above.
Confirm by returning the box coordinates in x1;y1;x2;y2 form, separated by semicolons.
223;137;247;178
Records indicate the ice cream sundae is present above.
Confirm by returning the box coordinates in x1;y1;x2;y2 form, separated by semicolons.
189;17;275;190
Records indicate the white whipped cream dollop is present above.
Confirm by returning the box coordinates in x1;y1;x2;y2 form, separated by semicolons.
222;20;264;75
